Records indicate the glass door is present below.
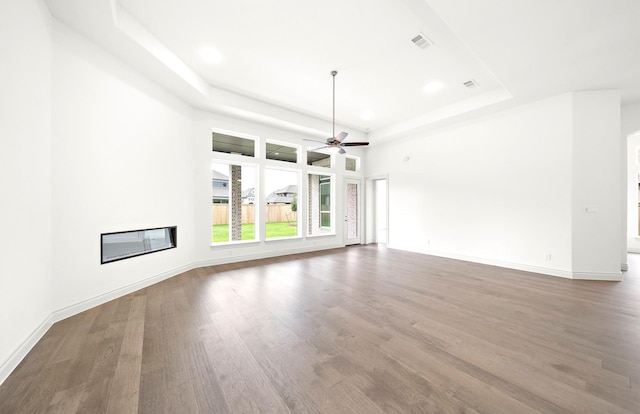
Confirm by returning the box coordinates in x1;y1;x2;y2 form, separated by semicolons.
344;178;362;245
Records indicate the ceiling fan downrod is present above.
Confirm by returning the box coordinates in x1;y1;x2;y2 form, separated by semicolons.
331;70;337;141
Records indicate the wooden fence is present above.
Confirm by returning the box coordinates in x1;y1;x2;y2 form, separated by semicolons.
212;204;297;225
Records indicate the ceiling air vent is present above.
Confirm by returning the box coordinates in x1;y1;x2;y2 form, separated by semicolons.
411;33;434;50
463;79;479;88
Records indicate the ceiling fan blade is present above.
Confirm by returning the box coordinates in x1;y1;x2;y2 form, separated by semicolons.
335;131;348;143
303;138;330;144
341;142;370;147
338;148;346;155
309;145;329;152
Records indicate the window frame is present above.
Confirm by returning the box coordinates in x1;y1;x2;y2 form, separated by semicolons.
345;155;360;172
211;160;260;245
264;167;301;240
306;171;335;237
265;139;300;164
306;149;333;168
212;129;258;158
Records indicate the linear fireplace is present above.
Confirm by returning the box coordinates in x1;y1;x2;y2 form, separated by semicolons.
101;226;177;264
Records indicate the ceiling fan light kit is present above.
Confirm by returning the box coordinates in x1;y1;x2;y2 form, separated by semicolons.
303;70;369;155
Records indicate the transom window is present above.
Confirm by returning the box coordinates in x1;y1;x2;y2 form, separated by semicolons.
212;131;256;157
266;141;298;163
307;151;331;167
345;156;359;172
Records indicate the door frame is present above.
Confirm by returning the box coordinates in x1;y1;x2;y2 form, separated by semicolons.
365;175;389;245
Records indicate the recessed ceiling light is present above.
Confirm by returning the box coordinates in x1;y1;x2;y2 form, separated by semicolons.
200;46;223;64
423;81;445;94
361;110;374;120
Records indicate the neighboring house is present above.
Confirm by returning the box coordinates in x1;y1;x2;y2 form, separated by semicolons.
217;184;294;205
266;185;297;204
212;170;229;204
242;188;255;204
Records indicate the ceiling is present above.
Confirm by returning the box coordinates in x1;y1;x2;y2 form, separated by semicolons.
45;0;640;143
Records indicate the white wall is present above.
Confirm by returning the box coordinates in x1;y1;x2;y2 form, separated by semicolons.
570;91;621;276
366;93;622;279
192;111;366;267
0;0;53;383
51;23;196;315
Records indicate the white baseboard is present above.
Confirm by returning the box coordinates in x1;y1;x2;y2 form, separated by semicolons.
569;271;623;281
0;243;345;386
1;263;196;386
193;243;345;268
388;244;623;281
0;314;54;386
51;263;195;323
6;241;622;387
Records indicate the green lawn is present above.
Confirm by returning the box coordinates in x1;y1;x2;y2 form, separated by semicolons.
212;222;297;242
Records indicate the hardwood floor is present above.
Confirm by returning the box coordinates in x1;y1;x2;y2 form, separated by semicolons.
1;245;639;413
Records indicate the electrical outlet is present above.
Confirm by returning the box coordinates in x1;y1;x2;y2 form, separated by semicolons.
544;253;552;261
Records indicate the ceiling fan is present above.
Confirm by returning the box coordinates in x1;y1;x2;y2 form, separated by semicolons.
304;70;369;154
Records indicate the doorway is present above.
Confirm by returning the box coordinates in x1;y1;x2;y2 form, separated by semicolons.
374;178;388;244
365;176;389;245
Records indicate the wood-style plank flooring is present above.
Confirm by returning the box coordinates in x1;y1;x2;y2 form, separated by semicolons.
1;245;639;413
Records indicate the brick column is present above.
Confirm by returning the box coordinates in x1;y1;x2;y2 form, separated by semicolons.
308;174;320;234
231;165;242;241
308;174;313;234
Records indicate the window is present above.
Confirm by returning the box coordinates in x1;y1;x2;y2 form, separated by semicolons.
212;169;230;203
307;151;331;167
265;169;299;239
345;156;359;172
308;173;333;235
320;176;331;227
212;132;255;157
101;226;176;264
266;141;298;163
212;162;257;243
209;128;360;244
